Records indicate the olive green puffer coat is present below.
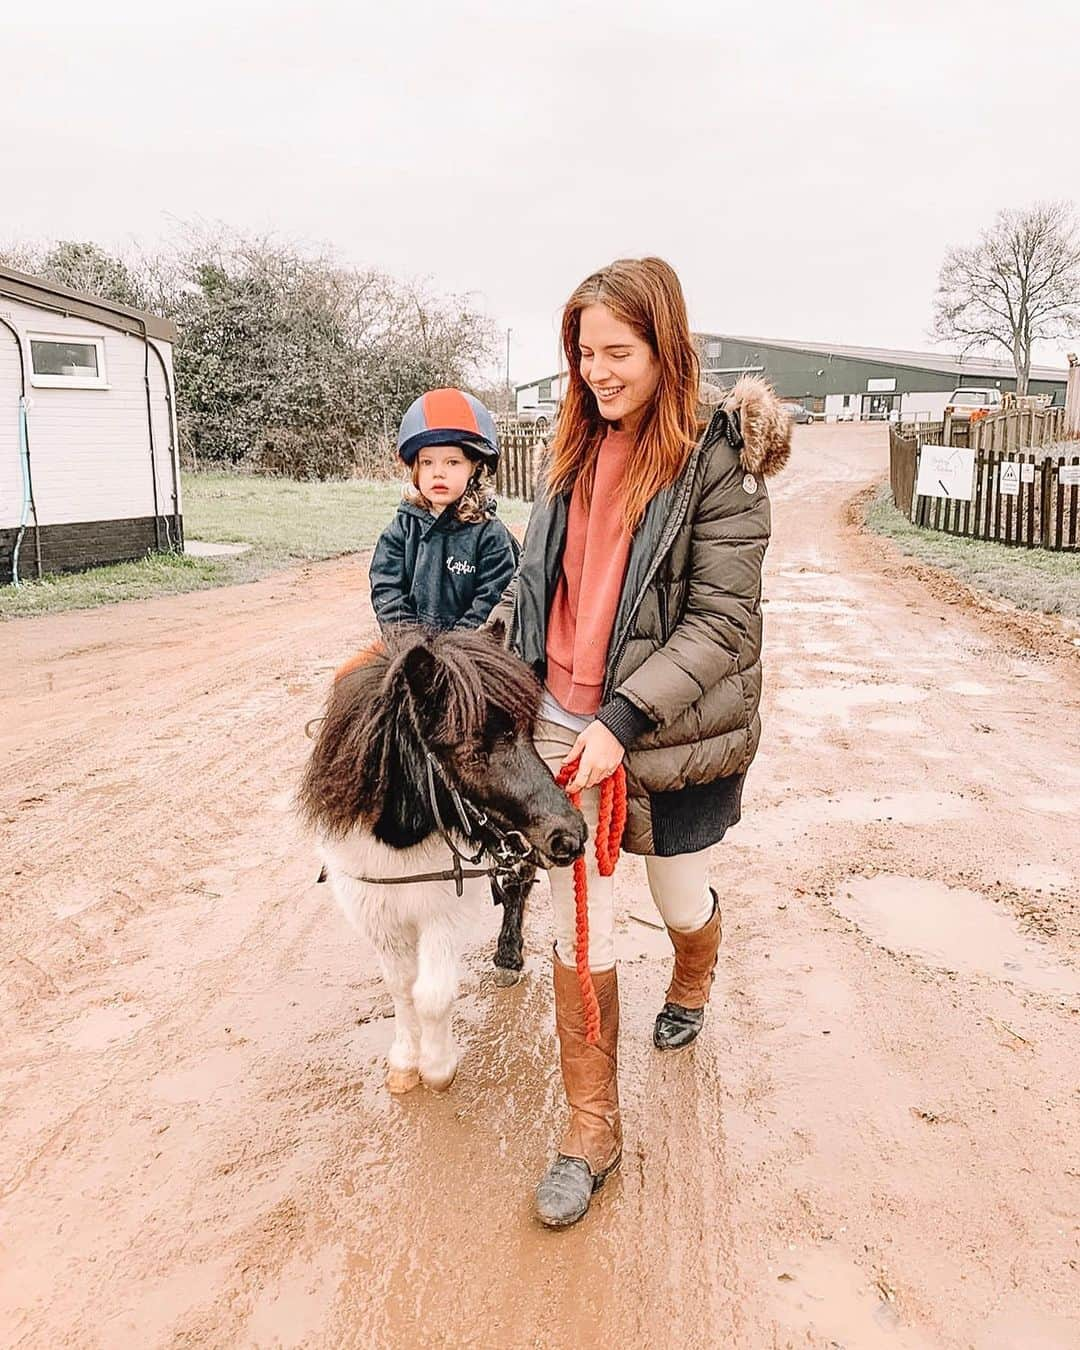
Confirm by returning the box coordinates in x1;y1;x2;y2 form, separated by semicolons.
492;376;791;854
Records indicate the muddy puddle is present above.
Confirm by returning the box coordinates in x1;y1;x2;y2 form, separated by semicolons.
945;680;993;697
1021;795;1077;815
61;1003;153;1051
769;1245;933;1349
836;875;1080;997
779;683;928;719
1009;862;1074;892
765;598;856;616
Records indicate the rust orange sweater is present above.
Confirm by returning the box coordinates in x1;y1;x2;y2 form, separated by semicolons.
545;428;634;715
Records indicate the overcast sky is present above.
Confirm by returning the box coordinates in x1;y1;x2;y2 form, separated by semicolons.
4;0;1079;385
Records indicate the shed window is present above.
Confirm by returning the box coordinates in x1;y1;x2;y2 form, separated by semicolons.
704;339;722;358
29;335;108;389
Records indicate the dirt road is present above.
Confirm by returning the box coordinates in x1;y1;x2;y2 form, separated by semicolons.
3;425;1078;1349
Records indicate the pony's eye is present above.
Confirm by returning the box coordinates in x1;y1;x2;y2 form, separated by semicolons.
483;709;515;746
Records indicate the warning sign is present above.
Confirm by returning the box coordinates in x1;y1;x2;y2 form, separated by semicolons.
915;446;975;501
1060;465;1080;487
1021;463;1036;484
999;461;1020;496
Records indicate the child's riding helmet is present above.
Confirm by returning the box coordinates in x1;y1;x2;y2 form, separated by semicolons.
396;388;500;468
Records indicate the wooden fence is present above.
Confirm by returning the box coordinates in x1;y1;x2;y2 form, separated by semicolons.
889;427;918;517
914;446;1079;550
494;419;544;502
898;405;1067;452
890;408;1080;551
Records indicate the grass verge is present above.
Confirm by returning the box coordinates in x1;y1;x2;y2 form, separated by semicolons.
2;472;533;620
865;485;1080;620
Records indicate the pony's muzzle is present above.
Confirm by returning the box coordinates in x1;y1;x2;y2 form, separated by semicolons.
539;822;587;868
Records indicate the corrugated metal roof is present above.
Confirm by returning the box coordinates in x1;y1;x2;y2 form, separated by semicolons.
518;335;1068;393
0;265;177;343
707;334;1066;383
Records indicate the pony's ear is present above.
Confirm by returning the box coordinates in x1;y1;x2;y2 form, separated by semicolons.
400;643;439;708
486;618;507;647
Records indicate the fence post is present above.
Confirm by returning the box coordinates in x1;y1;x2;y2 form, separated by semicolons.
1066;356;1080;437
1041;460;1053;549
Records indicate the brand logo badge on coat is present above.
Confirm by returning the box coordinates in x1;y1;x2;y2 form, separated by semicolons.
742;474;757;495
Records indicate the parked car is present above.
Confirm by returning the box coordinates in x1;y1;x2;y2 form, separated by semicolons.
944;387;1002;421
516;400;558;430
780;402;816;424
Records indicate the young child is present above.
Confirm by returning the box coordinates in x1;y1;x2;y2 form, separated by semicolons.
370;388;518;633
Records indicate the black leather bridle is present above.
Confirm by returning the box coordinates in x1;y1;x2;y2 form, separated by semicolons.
318;747;538;898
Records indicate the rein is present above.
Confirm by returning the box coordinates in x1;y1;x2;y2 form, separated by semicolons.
555;760;628;1047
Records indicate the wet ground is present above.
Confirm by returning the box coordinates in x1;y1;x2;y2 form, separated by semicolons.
2;424;1079;1348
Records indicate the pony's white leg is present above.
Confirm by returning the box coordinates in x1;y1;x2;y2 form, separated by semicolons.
377;946;422;1095
414;920;460;1091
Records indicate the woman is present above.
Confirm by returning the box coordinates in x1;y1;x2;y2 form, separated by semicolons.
491;257;790;1228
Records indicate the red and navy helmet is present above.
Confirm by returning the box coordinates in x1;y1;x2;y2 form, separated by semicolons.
396;388;500;468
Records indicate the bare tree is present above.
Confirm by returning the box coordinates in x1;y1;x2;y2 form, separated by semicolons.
933;201;1080;394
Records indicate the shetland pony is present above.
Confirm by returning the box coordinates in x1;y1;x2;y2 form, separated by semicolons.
300;628;585;1093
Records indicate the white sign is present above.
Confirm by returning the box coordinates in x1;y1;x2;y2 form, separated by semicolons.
916;445;975;501
1021;463;1036;484
867;377;897;392
999;461;1021;496
1060;465;1080;487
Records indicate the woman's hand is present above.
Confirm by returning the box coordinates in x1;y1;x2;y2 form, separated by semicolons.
562;721;625;794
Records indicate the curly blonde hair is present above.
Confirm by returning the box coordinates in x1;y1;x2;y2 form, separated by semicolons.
405;449;497;523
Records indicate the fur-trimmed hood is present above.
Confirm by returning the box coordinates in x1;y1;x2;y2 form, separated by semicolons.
718;375;792;479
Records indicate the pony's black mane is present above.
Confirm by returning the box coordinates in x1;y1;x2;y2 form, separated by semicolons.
299;627;541;847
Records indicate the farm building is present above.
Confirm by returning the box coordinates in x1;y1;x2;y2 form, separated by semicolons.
1;265;181;586
516;335;1068;423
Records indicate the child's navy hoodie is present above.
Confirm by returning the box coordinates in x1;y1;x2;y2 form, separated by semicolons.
369;500;517;631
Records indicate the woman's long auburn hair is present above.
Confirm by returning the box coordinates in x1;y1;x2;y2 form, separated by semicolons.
547;257;700;530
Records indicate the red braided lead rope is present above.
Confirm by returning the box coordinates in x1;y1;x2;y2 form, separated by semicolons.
554;761;628;1045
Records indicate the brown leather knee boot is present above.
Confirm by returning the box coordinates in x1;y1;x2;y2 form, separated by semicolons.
534;959;621;1228
654;892;721;1051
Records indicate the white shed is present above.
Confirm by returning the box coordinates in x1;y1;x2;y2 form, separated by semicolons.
1;266;181;585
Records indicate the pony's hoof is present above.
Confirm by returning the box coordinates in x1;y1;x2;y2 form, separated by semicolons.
420;1063;458;1093
385;1066;421;1095
493;966;524;988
